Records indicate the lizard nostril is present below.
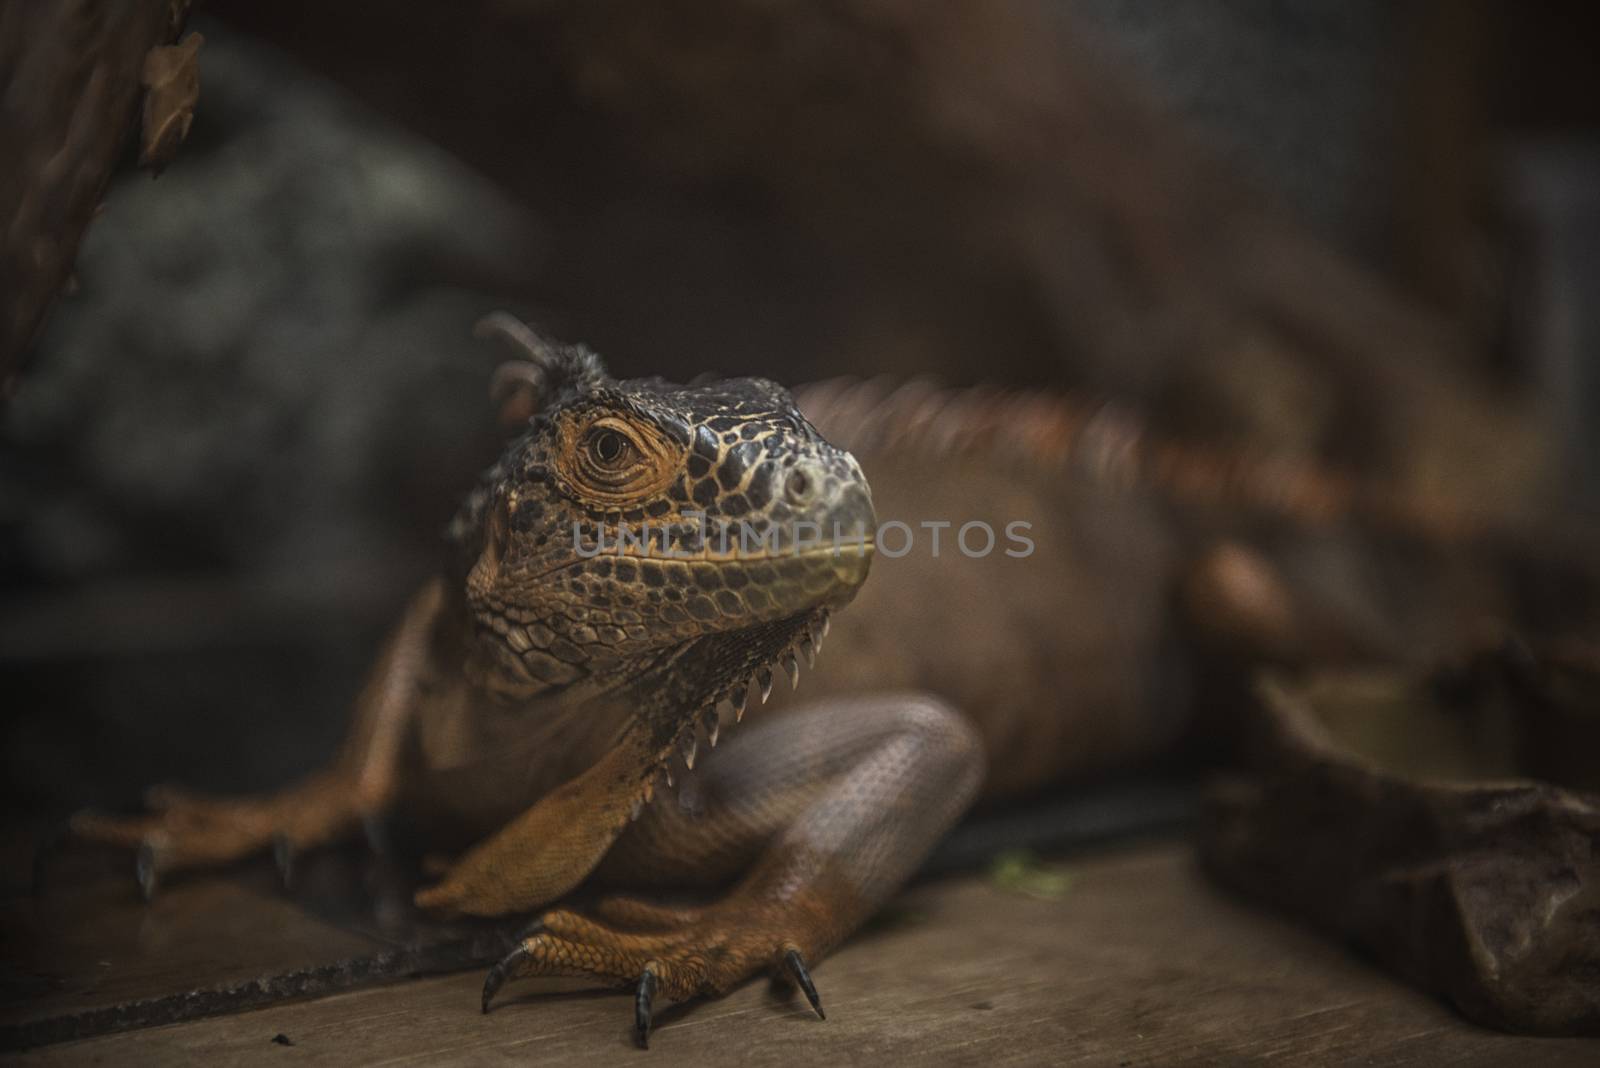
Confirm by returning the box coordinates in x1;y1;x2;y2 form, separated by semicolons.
785;467;815;506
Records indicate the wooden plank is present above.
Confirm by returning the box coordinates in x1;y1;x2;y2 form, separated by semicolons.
17;844;1596;1066
1;779;1191;1048
1;840;509;1047
1;849;376;1037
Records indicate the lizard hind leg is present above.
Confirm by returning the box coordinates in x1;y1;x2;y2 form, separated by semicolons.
478;693;986;1047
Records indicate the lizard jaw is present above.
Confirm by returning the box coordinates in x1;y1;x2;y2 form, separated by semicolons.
631;606;831;813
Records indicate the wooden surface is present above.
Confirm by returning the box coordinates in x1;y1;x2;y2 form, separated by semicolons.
4;851;375;1031
16;843;1596;1066
3;834;515;1047
0;781;1188;1049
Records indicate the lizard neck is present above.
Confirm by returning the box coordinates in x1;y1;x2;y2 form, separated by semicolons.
459;601;819;775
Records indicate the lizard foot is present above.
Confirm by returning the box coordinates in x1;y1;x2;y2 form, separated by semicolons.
69;773;373;898
479;894;829;1048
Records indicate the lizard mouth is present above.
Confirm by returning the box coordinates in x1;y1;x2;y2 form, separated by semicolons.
622;491;874;805
528;539;874;588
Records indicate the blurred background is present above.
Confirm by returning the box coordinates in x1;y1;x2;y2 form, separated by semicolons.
3;0;1599;853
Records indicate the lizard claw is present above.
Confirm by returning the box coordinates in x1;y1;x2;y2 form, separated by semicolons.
472;898;831;1044
273;834;296;891
136;840;160;901
634;964;659;1048
481;943;530;1014
69;770;375;893
361;812;391;856
782;947;825;1019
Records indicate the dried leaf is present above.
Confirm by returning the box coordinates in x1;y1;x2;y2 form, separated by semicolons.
140;32;203;173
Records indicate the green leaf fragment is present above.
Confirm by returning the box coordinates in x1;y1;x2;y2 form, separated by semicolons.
988;848;1075;899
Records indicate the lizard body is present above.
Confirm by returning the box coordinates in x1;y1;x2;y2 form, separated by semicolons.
73;316;1544;1045
787;378;1522;798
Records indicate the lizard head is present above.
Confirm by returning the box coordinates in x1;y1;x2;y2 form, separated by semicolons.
450;314;875;738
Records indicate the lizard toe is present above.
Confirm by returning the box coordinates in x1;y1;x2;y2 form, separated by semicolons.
69;772;372;895
473;899;832;1044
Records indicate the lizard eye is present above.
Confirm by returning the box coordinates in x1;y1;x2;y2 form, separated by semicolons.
560;413;678;504
587;427;631;468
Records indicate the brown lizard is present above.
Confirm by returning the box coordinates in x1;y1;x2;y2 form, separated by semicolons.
71;314;1552;1046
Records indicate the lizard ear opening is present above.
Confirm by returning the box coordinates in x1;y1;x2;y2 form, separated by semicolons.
477;312;608;432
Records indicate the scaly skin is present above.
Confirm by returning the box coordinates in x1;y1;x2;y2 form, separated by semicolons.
73;316;1544;1046
77;314;972;1047
784;378;1526;798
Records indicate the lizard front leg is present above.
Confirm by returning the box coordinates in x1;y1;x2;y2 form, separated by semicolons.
479;694;985;1046
410;723;668;916
70;578;445;894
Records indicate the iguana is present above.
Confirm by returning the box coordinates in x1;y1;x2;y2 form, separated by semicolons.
71;313;1546;1046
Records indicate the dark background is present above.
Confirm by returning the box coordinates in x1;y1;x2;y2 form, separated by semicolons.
3;0;1598;831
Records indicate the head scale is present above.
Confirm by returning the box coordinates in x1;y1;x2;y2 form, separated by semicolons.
478;311;607;421
453;315;876;723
